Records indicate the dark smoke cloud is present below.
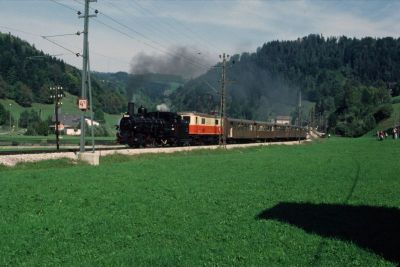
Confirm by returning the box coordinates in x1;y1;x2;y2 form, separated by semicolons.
130;46;215;79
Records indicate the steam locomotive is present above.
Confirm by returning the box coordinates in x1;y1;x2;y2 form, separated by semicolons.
117;102;307;147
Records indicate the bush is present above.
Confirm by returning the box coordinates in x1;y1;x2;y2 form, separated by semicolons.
24;125;37;136
373;104;393;122
392;96;400;104
363;114;376;131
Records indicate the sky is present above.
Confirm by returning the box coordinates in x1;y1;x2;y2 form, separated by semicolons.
0;0;399;74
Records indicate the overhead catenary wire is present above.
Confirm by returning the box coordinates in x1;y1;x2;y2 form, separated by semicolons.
42;32;81;38
51;0;216;72
92;17;211;71
49;0;80;12
128;1;206;51
41;35;81;57
99;13;211;69
128;1;220;51
0;24;81;57
105;1;186;50
0;25;40;37
71;0;212;70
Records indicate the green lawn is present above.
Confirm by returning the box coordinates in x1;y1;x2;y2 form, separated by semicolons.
0;138;399;266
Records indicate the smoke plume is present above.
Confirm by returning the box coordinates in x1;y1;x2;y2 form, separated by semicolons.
156;103;170;112
130;46;215;79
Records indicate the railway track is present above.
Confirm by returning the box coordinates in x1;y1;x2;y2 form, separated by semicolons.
0;146;128;156
0;140;309;167
0;137;309;156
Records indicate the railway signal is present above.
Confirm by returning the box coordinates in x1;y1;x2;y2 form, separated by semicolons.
50;86;64;150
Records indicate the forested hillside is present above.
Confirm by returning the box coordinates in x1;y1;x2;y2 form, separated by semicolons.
2;32;400;137
172;34;400;136
0;32;126;114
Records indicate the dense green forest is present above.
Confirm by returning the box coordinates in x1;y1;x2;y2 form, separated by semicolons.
0;32;126;114
172;34;399;136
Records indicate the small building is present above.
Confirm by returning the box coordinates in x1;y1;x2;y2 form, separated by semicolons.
85;118;100;127
275;116;291;125
51;114;100;136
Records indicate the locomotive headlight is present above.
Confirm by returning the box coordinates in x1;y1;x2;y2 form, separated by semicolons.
172;128;175;131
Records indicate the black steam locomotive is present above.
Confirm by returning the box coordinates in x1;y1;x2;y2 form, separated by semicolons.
117;103;189;147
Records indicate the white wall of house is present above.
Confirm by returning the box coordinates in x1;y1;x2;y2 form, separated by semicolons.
276;119;290;125
85;118;100;126
65;128;81;136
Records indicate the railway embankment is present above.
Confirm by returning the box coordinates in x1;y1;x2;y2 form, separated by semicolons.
0;140;310;167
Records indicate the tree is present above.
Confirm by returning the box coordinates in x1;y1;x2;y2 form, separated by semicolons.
0;75;8;98
94;109;105;123
14;82;33;107
18;109;40;128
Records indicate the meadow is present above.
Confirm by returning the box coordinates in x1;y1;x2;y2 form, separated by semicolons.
0;137;399;266
0;93;121;134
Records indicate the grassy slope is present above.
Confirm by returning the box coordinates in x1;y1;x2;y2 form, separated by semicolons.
0;138;399;266
366;103;400;136
0;93;122;133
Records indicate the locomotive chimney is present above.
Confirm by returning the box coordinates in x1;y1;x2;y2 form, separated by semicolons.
128;102;135;116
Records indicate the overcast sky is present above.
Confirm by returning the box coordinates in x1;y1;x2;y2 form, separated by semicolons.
0;0;399;74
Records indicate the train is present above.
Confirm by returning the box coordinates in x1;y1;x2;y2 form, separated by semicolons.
116;102;308;147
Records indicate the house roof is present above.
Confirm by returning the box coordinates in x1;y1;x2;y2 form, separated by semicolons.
52;114;80;127
276;116;291;120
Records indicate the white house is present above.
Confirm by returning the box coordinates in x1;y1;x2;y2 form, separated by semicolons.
51;114;101;136
275;116;291;125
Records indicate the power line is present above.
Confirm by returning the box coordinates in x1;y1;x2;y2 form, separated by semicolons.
128;1;201;49
93;16;211;70
41;36;80;57
77;0;212;69
130;1;220;52
51;0;213;71
49;0;80;12
42;32;81;38
106;1;184;49
0;25;40;37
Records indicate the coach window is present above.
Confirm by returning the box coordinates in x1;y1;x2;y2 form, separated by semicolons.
201;118;206;124
195;117;198;124
215;119;219;125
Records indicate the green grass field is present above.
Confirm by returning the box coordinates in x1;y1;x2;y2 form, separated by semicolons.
0;138;399;266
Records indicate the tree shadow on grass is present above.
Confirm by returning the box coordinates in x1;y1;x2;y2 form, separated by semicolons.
256;202;400;265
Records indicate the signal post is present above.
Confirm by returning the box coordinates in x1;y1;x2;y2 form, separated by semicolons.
50;86;64;150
